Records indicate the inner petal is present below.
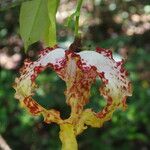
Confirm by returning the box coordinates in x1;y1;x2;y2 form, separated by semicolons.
79;50;132;105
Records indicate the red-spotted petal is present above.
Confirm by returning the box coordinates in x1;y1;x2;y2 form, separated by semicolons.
13;46;132;126
77;48;132;118
13;47;66;123
14;47;66;101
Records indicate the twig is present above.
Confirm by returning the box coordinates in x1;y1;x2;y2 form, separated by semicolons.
69;36;82;52
0;135;12;150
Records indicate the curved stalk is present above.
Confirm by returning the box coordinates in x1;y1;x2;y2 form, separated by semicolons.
59;124;78;150
74;0;83;37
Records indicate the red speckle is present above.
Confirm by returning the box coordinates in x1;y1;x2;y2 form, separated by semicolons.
96;47;113;58
107;97;113;106
122;96;127;108
71;52;79;58
120;67;125;73
31;74;36;81
23;97;42;115
104;79;108;84
38;45;59;55
125;71;129;76
91;66;97;71
121;75;125;79
76;60;83;69
96;112;105;118
65;50;72;56
122;86;127;90
47;63;53;68
34;66;43;74
59;59;66;67
99;72;105;78
54;64;59;70
96;47;106;53
116;61;122;67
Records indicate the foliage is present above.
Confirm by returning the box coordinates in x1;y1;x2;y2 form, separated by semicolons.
0;0;150;150
20;0;60;50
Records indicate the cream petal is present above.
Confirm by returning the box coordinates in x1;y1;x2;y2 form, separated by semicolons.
13;46;132;125
78;49;132;105
14;47;66;101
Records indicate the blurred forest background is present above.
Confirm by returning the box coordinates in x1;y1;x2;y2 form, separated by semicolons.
0;0;150;150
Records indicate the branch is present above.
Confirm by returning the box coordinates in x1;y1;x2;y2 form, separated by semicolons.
0;135;12;150
0;0;32;11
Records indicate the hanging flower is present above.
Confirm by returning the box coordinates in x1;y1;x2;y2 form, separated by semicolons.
13;45;132;150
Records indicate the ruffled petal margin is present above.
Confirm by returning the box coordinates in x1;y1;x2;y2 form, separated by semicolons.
13;46;132;130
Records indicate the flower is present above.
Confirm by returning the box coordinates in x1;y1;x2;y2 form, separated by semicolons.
13;45;132;149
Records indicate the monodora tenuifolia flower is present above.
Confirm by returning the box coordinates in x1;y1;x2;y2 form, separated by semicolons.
13;46;132;150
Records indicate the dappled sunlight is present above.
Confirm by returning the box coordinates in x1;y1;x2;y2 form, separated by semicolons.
0;51;21;69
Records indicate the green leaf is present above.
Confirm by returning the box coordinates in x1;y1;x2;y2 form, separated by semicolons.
20;0;60;51
45;0;60;46
20;0;49;51
65;13;76;27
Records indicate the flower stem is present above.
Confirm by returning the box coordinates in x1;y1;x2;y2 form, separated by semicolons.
59;124;78;150
74;0;83;37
